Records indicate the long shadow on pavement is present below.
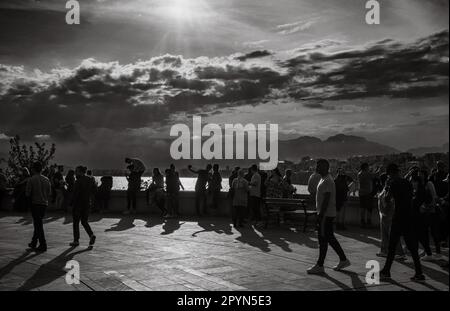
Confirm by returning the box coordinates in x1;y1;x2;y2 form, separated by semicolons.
0;250;42;281
17;246;92;291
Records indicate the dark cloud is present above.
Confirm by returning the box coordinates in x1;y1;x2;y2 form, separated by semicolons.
0;30;448;142
284;29;449;101
235;50;272;61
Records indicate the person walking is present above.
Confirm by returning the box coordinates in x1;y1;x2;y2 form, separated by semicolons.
380;164;425;282
26;161;51;252
307;159;350;274
70;166;97;247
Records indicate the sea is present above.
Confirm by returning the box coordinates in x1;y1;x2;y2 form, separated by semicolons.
94;176;310;194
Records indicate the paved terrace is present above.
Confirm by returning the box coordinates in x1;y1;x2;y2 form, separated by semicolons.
0;212;448;291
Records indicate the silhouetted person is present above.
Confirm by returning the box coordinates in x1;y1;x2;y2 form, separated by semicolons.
228;166;240;203
231;169;249;228
248;164;262;224
125;165;141;215
377;173;405;258
166;164;184;217
96;176;113;213
53;165;65;211
307;159;350;274
188;164;212;216
147;168;166;216
209;164;222;210
26;161;51;252
86;170;97;212
13;167;30;212
380;163;425;282
334;168;353;230
64;169;76;212
430;161;449;244
409;168;441;260
70;166;96;247
358;163;374;227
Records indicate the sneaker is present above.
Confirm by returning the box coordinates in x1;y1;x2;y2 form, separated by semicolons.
410;274;426;282
376;252;387;258
380;269;391;280
307;264;325;274
422;255;434;262
70;241;80;247
28;242;37;249
333;259;351;271
89;235;96;246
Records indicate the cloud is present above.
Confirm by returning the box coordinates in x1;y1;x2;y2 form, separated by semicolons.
276;18;319;35
235;50;272;61
0;30;448;143
283;29;449;101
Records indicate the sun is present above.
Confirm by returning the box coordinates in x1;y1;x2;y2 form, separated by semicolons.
159;0;212;23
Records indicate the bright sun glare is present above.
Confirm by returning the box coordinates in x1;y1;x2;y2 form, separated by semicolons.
160;0;212;23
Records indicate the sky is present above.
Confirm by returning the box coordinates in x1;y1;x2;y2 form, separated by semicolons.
0;0;448;168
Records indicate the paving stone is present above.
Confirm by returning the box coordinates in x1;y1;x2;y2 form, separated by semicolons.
0;212;448;291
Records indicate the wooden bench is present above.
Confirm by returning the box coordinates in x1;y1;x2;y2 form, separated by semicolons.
263;197;316;232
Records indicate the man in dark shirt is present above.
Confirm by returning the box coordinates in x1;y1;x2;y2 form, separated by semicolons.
166;164;184;217
70;166;97;247
188;164;212;216
380;163;425;282
209;164;222;210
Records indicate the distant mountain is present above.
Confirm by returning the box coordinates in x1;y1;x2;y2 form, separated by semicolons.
279;134;399;161
407;143;449;156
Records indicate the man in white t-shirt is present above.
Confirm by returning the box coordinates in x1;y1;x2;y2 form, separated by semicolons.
307;159;350;274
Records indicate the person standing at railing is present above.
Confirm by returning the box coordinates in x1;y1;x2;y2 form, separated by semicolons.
188;164;212;217
249;164;262;226
209;164;222;211
231;169;249;228
124;157;146;215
